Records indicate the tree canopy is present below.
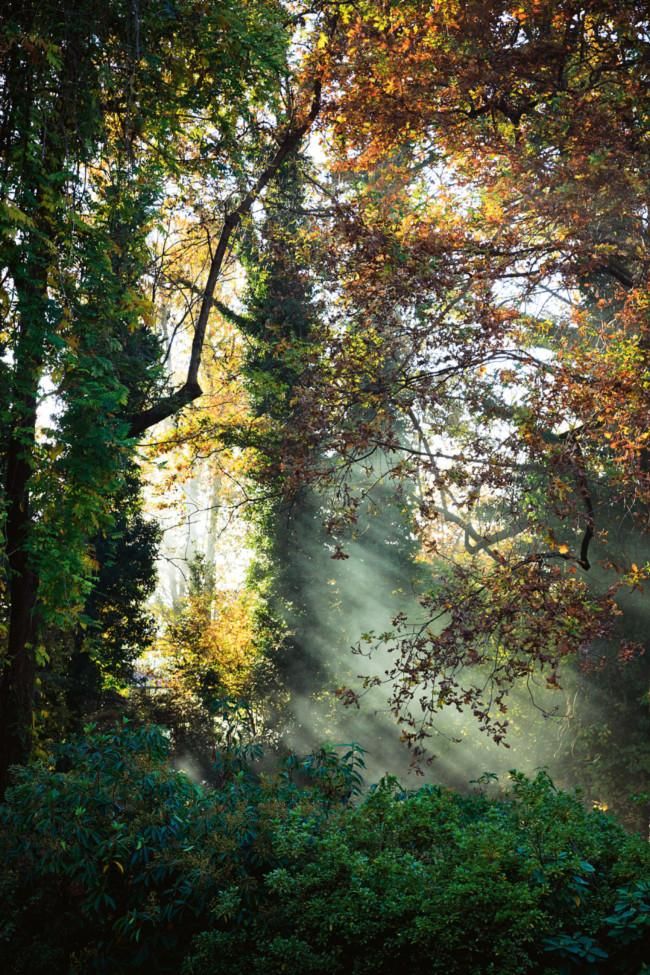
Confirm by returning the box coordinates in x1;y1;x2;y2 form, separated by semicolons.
2;1;650;970
0;0;649;833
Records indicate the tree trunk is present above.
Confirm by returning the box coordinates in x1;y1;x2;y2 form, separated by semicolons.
0;247;49;797
0;380;42;796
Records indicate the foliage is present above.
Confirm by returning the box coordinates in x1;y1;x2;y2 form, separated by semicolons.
139;553;263;778
0;0;332;786
1;723;649;975
0;723;362;973
79;475;161;688
156;554;259;704
221;0;650;776
185;768;650;975
27;481;160;751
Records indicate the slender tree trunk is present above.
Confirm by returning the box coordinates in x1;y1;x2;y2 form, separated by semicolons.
0;244;49;797
0;387;42;796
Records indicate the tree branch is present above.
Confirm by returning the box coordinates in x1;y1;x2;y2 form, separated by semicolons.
128;82;322;438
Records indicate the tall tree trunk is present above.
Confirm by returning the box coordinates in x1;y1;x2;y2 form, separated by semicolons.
0;473;39;794
0;243;49;797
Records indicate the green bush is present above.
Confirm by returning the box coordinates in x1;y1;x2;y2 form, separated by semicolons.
184;771;650;975
0;724;354;974
1;724;648;975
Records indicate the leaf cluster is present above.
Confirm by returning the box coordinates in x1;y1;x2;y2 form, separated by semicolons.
1;723;649;975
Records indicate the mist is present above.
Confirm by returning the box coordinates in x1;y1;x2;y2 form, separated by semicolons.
238;455;650;830
146;435;650;831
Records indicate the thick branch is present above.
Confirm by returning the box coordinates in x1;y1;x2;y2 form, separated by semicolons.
172;276;256;330
565;432;595;571
128;82;322;438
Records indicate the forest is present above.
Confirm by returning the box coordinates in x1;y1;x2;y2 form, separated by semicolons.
1;0;649;972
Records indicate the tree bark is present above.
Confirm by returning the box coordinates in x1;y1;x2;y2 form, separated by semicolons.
0;255;49;796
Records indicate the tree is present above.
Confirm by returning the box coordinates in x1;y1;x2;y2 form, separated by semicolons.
260;0;650;760
207;154;427;761
60;471;161;723
0;0;337;793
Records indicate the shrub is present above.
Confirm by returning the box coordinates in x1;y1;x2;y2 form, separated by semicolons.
184;771;650;975
1;723;648;975
0;723;354;973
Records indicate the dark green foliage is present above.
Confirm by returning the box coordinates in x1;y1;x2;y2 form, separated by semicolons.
235;159;335;713
0;724;206;974
82;479;161;684
185;769;650;975
60;472;161;721
0;723;354;974
1;723;648;975
25;470;161;740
